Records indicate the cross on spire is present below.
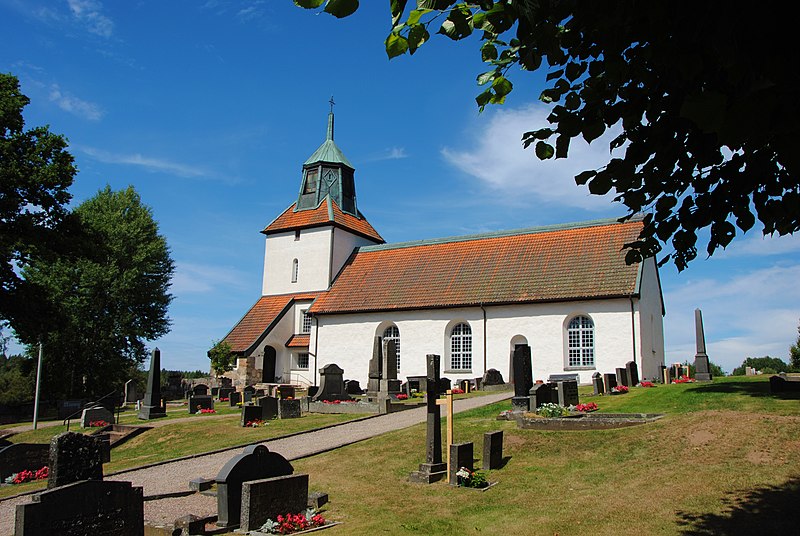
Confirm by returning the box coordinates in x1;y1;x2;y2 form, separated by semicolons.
329;96;335;114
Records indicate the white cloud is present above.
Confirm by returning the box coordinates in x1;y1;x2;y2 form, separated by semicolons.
48;85;104;120
441;104;620;210
718;232;800;259
170;262;251;295
67;0;113;37
663;264;800;373
80;146;210;178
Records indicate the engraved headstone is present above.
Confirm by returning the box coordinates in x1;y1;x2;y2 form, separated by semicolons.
48;432;106;489
312;363;351;402
257;396;279;420
367;336;383;396
603;373;617;393
626;361;640;387
511;344;533;411
482;368;504;386
592;372;604;395
409;354;447;484
449;442;474;486
616;367;629;387
557;380;579;407
482;431;503;470
240;474;310;531
80;405;113;428
189;395;213;414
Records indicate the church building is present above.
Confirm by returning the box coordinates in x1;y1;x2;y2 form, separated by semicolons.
220;111;665;389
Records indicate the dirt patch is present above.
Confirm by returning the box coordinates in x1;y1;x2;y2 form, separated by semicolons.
746;450;772;464
503;433;528;450
688;429;715;446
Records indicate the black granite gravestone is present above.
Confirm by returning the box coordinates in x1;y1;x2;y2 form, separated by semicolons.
616;367;629;387
138;348;166;420
240;474;309;531
482;431;503;470
409;354;447;484
312;363;351;402
592;372;604;395
215;445;294;528
228;392;241;407
603;373;617;393
48;432;106;489
278;399;301;419
189;395;214;414
192;384;209;396
558;380;579;407
530;383;553;409
367;336;383;396
626;361;640;387
15;480;143;536
449;442;474;485
693;308;713;381
257;396;279;420
482;368;504;386
344;379;362;395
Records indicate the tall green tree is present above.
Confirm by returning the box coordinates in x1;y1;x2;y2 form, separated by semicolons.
0;73;77;331
208;339;234;377
295;1;800;270
790;320;800;372
20;186;175;399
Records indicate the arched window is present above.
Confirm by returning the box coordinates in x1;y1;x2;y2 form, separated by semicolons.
450;323;472;371
567;315;595;367
383;325;400;371
291;259;298;283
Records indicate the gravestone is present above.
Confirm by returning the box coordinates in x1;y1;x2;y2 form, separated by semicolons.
660;365;668;384
482;368;504;386
616;367;629;387
240;474;309;531
530;383;553;409
211;386;220;397
215;444;294;528
344;379;362;395
438;377;451;393
769;374;800;393
693;308;713;381
138;348;166;420
312;363;351;402
189;395;213;414
626;361;640;387
278;399;301;419
367;336;383;396
482;431;503;470
80;405;114;428
243;385;256;403
459;379;472;393
449;442;474;485
192;384;209;396
257;396;279;420
380;340;402;395
409;354;447;484
218;387;234;401
603;373;617;393
511;344;533;411
228;392;241;407
557;380;579;407
405;375;428;395
592;372;604;395
48;432;106;489
123;380;138;405
14;479;143;536
307;386;319;399
241;405;264;426
277;385;296;399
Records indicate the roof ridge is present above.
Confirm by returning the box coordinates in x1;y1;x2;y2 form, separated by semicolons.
358;216;640;252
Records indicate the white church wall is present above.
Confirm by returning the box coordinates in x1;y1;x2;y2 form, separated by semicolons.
246;302;303;385
330;227;380;280
313;298;646;387
636;257;666;380
262;228;333;295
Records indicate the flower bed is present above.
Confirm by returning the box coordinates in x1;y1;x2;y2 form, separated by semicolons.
451;388;465;394
259;509;326;534
88;420;110;427
640;381;656;387
575;402;598;412
5;466;48;485
198;408;216;414
611;385;629;394
245;419;267;428
321;399;357;404
395;393;409;400
673;376;696;384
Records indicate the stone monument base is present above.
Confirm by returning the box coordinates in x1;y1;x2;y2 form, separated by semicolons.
511;396;530;412
409;462;447;484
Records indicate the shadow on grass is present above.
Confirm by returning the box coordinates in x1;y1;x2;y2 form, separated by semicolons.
684;380;800;400
676;477;800;535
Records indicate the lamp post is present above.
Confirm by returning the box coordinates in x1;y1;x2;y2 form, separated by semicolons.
32;340;44;430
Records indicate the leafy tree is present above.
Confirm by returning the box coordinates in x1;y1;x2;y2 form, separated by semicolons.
731;356;790;376
19;186;174;399
790;320;800;372
1;73;78;331
295;2;800;270
208;339;234;377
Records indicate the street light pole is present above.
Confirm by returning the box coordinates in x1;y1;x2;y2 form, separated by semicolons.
32;339;43;430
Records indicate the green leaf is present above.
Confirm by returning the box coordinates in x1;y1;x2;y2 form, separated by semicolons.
588;174;612;195
481;42;498;62
535;141;555;160
385;33;409;58
582;121;605;143
407;8;430;26
477;70;496;86
407;24;430;54
476;89;492;110
555;134;570;158
391;0;408;27
294;0;325;8
323;0;359;18
491;76;512;98
575;170;597;185
546;69;564;82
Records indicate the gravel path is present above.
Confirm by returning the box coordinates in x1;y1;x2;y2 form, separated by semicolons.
0;391;511;534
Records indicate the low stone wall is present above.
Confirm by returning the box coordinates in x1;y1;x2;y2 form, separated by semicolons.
516;413;664;431
306;400;424;414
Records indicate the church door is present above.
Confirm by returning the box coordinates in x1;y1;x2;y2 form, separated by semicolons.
262;346;276;383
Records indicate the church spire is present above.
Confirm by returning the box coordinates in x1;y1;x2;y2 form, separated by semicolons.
296;101;358;216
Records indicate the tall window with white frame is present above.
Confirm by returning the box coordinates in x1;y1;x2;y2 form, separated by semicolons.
567;315;595;367
301;310;312;334
296;352;309;370
449;322;472;371
291;258;298;283
383;325;400;371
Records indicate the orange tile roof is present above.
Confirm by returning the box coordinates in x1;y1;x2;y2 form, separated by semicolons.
285;334;310;348
224;292;320;354
310;219;645;314
263;197;384;243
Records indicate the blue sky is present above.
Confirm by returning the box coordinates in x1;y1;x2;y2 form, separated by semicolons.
2;1;798;374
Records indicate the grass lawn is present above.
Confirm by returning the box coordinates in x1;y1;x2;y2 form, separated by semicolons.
292;376;800;535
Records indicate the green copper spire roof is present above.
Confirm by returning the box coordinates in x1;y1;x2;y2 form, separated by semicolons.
303;110;354;169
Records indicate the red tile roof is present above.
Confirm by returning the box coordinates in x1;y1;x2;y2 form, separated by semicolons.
285;334;310;348
263;197;384;243
310;219;645;314
224;292;320;354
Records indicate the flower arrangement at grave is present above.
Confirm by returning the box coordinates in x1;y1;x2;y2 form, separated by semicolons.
673;376;696;384
455;467;489;489
411;391;425;398
88;420;110;427
259;508;326;534
395;393;409;400
5;466;48;485
575;402;599;413
321;399;357;404
535;402;568;417
245;419;267;428
198;408;216;414
640;381;656;387
611;385;629;394
451;387;465;394
220;397;229;402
